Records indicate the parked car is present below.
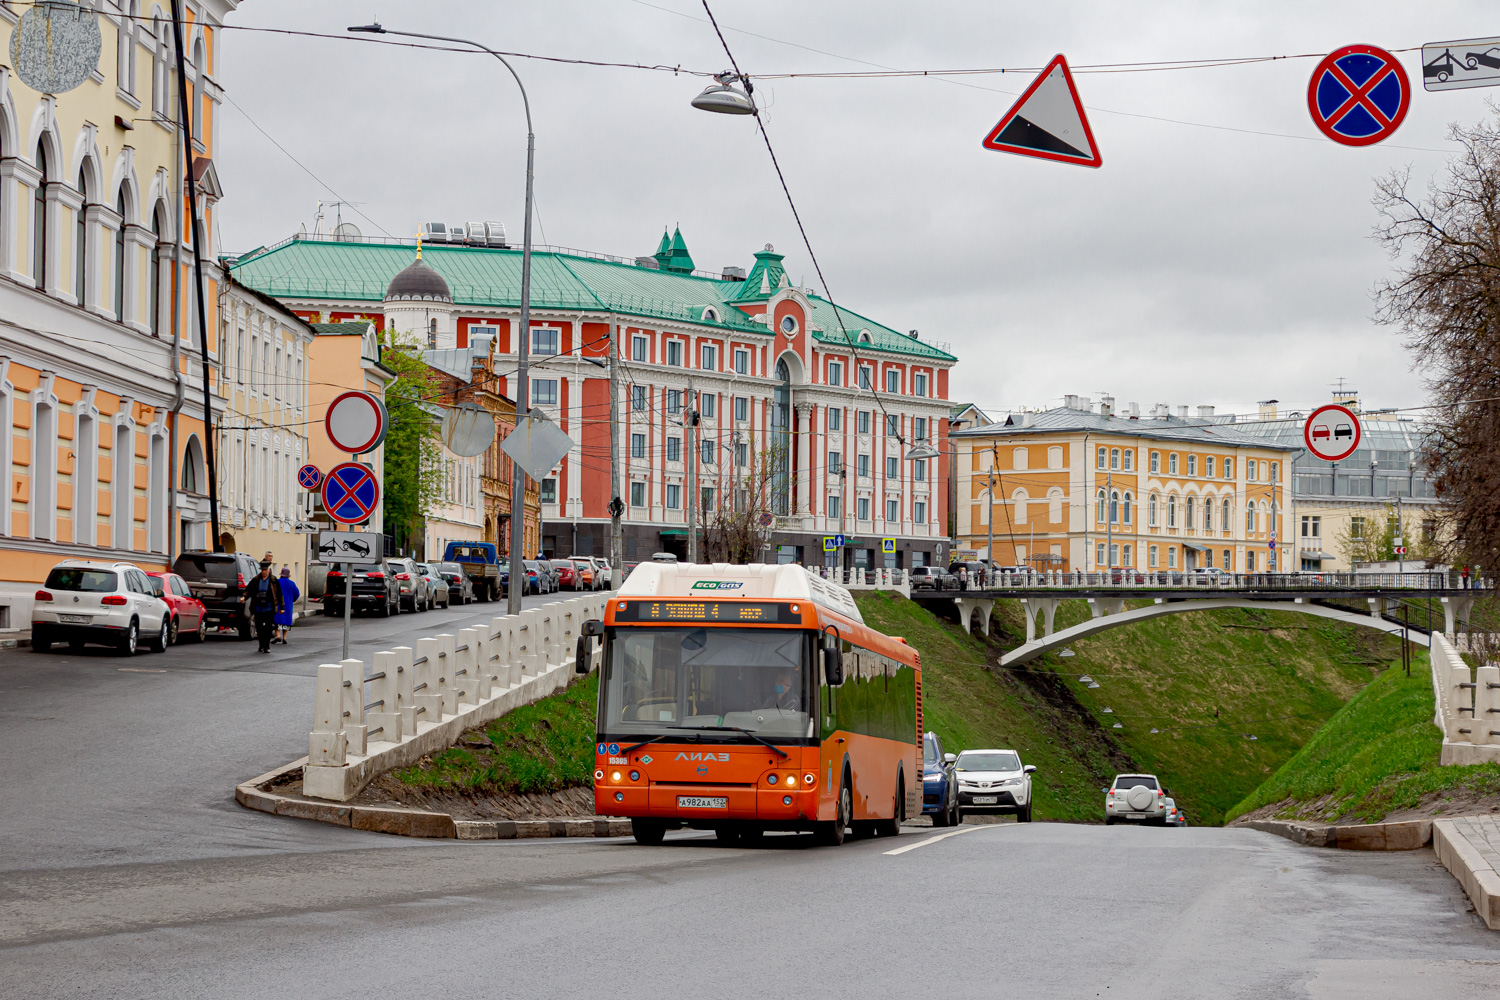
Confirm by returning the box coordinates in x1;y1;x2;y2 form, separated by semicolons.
922;731;960;827
172;550;263;640
523;560;550;595
413;562;449;610
589;556;612;590
388;557;426;612
443;541;499;602
1192;567;1232;584
324;561;401;617
32;561;170;655
436;561;474;605
146;571;208;644
1164;797;1186;827
555;560;580;590
540;559;563;591
909;566;947;591
572;559;596;591
497;561;513;598
954;748;1035;822
1104;773;1169;826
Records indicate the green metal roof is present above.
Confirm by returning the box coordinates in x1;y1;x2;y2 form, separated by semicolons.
310;321;372;336
229;237;956;362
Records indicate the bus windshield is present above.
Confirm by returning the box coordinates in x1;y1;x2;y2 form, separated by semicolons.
603;627;812;740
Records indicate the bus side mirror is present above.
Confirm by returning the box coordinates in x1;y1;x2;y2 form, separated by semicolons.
575;634;592;674
822;646;843;686
583;618;605;637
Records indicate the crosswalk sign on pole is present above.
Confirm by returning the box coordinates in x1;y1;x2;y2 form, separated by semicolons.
823;537;836;553
882;538;896;554
982;54;1102;167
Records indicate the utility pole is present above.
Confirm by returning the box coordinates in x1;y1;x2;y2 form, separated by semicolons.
686;380;698;564
1105;464;1113;575
608;314;622;584
986;458;995;588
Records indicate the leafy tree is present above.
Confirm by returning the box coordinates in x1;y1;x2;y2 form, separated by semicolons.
1374;110;1500;572
380;338;444;550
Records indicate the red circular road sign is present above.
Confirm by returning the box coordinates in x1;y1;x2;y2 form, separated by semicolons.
1307;44;1411;147
321;462;381;525
1304;404;1362;462
325;391;388;455
297;464;322;490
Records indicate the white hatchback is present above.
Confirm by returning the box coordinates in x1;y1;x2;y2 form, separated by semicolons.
1104;773;1170;825
32;561;170;655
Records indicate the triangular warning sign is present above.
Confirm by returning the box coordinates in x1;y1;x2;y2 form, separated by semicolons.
982;54;1102;168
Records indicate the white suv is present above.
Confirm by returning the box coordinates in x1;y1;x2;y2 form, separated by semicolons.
1104;773;1169;825
954;748;1036;823
32;561;170;655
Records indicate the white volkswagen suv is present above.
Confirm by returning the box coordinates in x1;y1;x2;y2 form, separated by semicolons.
32;561;170;655
1104;773;1169;825
954;748;1036;823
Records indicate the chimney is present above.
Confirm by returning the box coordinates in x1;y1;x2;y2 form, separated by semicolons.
1100;395;1115;417
1128;402;1140;419
1176;406;1189;419
1258;399;1279;420
1331;389;1359;412
1064;394;1085;410
1021;411;1034;428
1197;405;1215;419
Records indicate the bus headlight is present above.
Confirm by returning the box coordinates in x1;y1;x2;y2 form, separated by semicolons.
611;770;622;783
784;774;797;786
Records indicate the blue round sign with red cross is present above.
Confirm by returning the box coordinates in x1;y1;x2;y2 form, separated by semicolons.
1307;44;1411;147
321;462;380;525
297;464;322;490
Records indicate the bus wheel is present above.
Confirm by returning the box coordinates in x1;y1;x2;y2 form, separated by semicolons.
816;780;851;846
631;818;666;845
715;826;741;845
876;779;903;838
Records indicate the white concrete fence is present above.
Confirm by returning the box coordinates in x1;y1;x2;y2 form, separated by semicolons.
1431;631;1500;766
304;594;610;802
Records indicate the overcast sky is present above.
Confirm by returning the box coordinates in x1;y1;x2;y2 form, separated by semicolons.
217;0;1500;419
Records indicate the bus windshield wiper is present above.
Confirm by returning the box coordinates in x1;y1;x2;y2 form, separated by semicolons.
620;734;674;755
670;725;789;759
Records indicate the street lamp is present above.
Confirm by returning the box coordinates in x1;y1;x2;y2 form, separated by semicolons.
691;72;756;114
349;21;537;616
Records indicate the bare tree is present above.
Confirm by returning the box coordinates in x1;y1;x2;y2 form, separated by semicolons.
1374;108;1500;572
701;443;787;564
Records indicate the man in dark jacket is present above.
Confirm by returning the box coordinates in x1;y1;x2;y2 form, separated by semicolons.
242;561;285;654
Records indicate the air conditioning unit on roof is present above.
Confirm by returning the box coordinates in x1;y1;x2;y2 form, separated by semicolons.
421;221;448;243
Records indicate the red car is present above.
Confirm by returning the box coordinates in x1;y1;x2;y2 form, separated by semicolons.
146;571;208;645
555;561;579;590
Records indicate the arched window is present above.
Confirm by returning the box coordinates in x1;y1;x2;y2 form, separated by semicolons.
1246;504;1256;533
118;2;138;95
1109;490;1119;524
1203;498;1213;532
771;358;791;515
1148;493;1158;527
34;143;49;286
149;205;165;335
1167;494;1177;528
1013;489;1028;524
182;436;203;493
1096;446;1107;470
76;166;90;305
1110;448;1120;471
152;17;169;118
114;192;127;321
1122;492;1133;525
192;36;206;141
1222;498;1231;531
1185;496;1195;530
1095;489;1106;523
1048;488;1063;523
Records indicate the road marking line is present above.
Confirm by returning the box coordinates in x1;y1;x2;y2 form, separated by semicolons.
883;825;984;855
118;667;166;673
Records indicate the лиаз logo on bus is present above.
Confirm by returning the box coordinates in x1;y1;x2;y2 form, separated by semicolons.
690;581;743;590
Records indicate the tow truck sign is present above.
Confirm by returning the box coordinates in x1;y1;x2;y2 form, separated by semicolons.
1304;404;1362;462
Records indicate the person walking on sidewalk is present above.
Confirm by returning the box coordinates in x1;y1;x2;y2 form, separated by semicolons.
242;562;285;654
273;566;300;645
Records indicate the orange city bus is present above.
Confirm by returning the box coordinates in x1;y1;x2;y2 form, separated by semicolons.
577;563;922;846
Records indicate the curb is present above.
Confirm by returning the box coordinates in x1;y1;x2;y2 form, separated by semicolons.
235;761;631;840
1434;818;1500;931
1237;817;1433;851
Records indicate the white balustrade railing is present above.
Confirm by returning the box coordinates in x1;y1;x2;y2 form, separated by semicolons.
304;593;611;801
1429;632;1500;764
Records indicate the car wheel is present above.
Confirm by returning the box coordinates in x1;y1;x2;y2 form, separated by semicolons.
1019;801;1033;823
148;616;169;653
815;777;852;846
166;615;179;647
1105;816;1115;826
932;802;949;828
948;795;960;828
118;619;139;656
33;634;52;653
194;615;208;642
631;818;666;846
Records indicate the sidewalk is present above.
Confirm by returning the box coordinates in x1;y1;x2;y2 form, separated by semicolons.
1;605;318;650
1434;816;1500;930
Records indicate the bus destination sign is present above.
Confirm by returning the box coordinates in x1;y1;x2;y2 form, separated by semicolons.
614;600;803;625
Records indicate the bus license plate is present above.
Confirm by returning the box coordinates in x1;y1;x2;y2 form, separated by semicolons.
972;796;998;805
678;796;727;809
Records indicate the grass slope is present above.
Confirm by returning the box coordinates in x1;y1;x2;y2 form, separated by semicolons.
1227;653;1500;824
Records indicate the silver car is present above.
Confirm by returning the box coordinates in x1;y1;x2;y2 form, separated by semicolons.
31;560;171;655
1104;773;1169;826
413;563;449;609
388;558;427;612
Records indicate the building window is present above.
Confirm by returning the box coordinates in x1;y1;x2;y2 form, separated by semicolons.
1301;515;1319;538
1223;457;1234;480
1203;500;1213;532
1122;449;1133;471
1185;496;1195;529
1246;505;1256;533
1350;515;1365;540
1097;446;1107;470
1167;495;1177;528
700;394;716;418
886;369;901;394
532;378;558;405
1269;461;1279;483
1150;451;1159;474
665;484;681;509
735;442;748;467
1205;456;1215;477
1096;542;1105;567
883;498;897;521
114;192;126;320
913;458;927;482
700;486;715;512
666;437;681;463
734;348;749;374
886;455;899;480
857;497;871;521
1168;547;1177;569
1204;548;1213;568
1222;499;1231;531
1246;459;1257;482
886;414;900;437
1148;493;1159;527
913;416;926;440
531;328;559;355
734;396;748;422
700;343;716;370
1049;489;1063;523
829;450;842;475
1168;453;1179;475
631;433;645;458
1109;490;1119;524
1247;550;1256;571
701;439;715;465
828;495;841;519
858;366;872;389
540;478;557;504
857;454;870;478
1123;543;1133;566
1187;455;1197;476
666;389;682;415
631;335;648;362
828;361;843;386
1096;489;1107;523
914;372;928;397
1110;448;1120;471
829;408;842;432
857;410;871;434
34;143;49;287
1123;492;1133;525
1109;543;1119;566
632;385;646;411
666;340;683;366
1149;544;1159;568
914;500;927;522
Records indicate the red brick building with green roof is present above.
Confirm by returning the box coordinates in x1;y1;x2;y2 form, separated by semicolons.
228;229;958;569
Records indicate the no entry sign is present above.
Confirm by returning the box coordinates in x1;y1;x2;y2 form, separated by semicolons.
1303;404;1362;462
1307;45;1411;147
321;462;381;525
325;391;388;455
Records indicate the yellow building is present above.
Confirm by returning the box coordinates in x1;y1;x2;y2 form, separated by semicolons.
953;397;1299;573
0;2;239;630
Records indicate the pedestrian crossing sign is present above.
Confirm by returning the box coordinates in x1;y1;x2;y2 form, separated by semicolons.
882;538;896;554
822;536;837;552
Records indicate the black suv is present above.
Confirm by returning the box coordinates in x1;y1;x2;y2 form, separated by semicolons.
323;561;401;617
172;551;262;640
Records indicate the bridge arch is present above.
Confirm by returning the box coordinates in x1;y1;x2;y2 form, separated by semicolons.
999;598;1431;668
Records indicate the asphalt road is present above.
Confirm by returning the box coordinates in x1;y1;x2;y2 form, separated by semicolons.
3;823;1496;998
0;591;590;874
